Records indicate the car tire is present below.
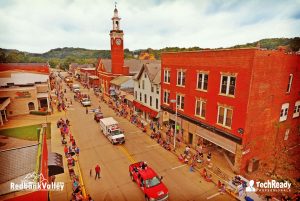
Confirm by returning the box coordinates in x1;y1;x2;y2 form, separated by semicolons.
145;196;149;201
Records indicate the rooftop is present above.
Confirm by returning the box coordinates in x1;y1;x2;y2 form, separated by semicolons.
0;63;50;74
110;76;132;86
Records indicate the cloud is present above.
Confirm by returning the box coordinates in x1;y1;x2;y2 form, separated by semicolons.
0;0;299;53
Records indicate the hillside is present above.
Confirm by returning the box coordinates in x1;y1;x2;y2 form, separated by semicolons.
0;37;299;69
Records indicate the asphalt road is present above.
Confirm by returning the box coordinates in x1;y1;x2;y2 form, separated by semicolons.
65;84;234;201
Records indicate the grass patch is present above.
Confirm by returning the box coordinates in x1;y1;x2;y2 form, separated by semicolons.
0;123;51;141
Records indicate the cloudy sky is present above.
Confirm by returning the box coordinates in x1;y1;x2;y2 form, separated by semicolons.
0;0;299;53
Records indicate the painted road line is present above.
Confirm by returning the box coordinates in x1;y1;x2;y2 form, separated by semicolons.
75;156;87;198
206;192;220;200
118;145;136;163
147;144;160;148
171;164;186;170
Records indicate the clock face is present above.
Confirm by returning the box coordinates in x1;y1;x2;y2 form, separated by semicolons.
115;38;122;46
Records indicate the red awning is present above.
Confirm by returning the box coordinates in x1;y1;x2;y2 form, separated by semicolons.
133;101;158;118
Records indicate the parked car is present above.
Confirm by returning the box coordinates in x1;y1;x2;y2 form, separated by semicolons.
81;98;91;107
94;112;104;122
129;161;168;201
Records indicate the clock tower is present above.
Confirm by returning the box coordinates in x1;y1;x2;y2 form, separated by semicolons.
110;4;124;75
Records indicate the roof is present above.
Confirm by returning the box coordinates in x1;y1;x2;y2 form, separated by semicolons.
100;117;118;126
0;144;38;184
110;76;132;86
0;63;50;74
100;59;160;74
134;63;161;84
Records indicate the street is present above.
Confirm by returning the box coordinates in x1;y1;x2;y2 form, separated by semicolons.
64;83;234;201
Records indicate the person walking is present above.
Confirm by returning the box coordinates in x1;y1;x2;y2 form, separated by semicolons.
95;164;101;180
86;107;88;114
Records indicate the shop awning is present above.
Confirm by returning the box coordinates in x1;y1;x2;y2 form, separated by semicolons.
125;94;134;102
37;93;49;98
48;152;64;176
195;127;237;154
133;100;159;118
0;97;10;110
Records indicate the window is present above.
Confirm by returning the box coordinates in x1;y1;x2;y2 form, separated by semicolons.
150;96;152;106
197;73;208;91
163;90;170;104
144;73;147;78
177;70;186;86
151;85;154;93
144;94;147;103
164;69;170;83
156;86;159;94
138;82;140;88
140;93;142;101
279;103;289;122
287;74;293;93
293;101;300;118
28;102;35;111
195;99;206;118
217;106;233;128
220;75;236;96
156;98;159;109
176;94;185;110
134;91;137;99
142;80;145;89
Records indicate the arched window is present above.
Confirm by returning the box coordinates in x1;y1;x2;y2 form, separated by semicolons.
28;102;35;111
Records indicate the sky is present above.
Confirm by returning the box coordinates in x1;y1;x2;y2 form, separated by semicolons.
0;0;299;53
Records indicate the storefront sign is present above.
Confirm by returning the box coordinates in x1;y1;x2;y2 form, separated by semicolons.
15;91;31;98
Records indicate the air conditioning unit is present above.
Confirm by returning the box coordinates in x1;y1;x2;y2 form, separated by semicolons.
247;158;259;173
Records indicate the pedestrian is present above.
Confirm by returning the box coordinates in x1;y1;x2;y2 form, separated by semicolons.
95;164;101;180
64;145;68;157
86;107;88;114
75;147;80;156
90;169;92;177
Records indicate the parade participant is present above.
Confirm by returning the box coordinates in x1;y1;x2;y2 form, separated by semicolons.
95;164;101;180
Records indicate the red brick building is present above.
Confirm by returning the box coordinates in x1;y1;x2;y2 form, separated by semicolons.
161;48;300;175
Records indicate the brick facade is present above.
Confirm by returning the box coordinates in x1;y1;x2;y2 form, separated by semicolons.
161;49;300;175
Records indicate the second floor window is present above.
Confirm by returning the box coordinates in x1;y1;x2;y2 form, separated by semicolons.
142;80;145;89
156;98;159;109
164;69;170;83
177;70;186;86
163;90;170;104
220;75;236;96
195;99;206;118
217;106;233;128
140;93;142;101
287;74;293;93
138;82;140;88
176;94;185;110
280;103;289;122
151;85;154;93
197;73;208;91
150;96;152;106
293;101;300;118
144;94;147;103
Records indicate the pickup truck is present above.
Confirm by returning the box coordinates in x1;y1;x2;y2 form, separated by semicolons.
99;117;125;144
81;98;91;107
129;161;169;201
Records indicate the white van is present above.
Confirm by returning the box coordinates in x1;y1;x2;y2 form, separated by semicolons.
99;117;125;144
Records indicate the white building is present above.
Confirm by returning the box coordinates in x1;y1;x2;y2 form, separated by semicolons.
133;63;161;122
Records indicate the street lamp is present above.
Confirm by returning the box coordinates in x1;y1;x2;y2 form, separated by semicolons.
170;99;178;150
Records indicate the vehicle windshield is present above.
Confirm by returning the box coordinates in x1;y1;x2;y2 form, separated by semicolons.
110;130;122;136
145;176;161;188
